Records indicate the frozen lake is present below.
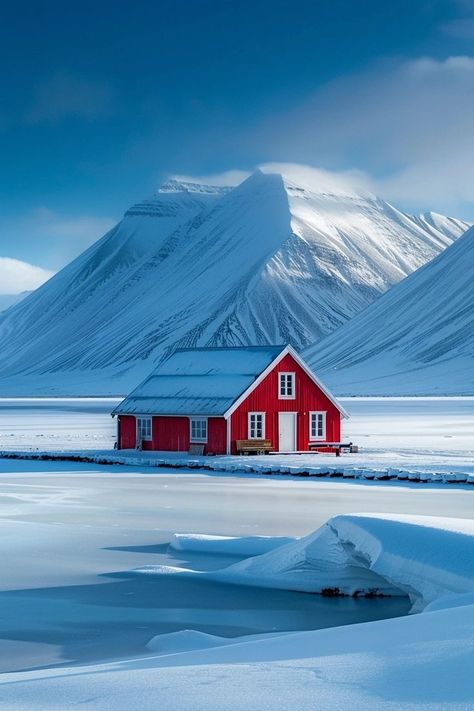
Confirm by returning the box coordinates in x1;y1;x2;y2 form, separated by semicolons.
0;457;473;673
0;397;473;675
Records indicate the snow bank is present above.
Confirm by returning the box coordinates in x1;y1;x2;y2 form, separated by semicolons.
3;514;474;709
212;514;474;612
3;601;474;710
146;629;289;656
170;533;293;556
2;448;474;488
138;515;474;614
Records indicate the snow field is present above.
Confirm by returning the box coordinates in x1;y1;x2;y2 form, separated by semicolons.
2;513;474;710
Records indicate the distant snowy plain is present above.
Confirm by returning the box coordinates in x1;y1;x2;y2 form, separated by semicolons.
1;395;473;453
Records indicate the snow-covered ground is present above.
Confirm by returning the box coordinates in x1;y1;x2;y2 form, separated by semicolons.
0;398;473;708
2;396;472;452
2;397;473;487
1;494;473;709
0;397;119;451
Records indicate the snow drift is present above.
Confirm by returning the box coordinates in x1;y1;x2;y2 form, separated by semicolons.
0;166;468;395
305;226;474;395
138;514;474;614
2;514;474;709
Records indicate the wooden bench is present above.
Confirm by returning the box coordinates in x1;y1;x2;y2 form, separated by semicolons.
308;442;355;457
236;439;273;455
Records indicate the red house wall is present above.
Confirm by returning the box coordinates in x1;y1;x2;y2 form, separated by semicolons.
119;414;227;453
207;418;227;455
118;415;136;449
229;353;341;453
152;416;189;451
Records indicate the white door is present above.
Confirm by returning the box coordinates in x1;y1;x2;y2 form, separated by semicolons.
278;413;296;452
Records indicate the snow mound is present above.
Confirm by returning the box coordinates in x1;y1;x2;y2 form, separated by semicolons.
138;515;474;614
213;514;474;612
146;630;231;654
2;512;474;708
170;533;293;556
146;629;288;656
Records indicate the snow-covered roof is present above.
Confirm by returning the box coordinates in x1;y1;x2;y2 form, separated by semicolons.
113;346;286;416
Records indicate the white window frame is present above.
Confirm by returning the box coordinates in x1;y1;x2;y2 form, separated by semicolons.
136;416;152;443
190;417;208;443
309;411;326;441
278;372;296;400
248;412;265;440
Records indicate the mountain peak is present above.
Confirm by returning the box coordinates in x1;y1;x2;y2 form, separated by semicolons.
158;178;231;196
0;167;468;395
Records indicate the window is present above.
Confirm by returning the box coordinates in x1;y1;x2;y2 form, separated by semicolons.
248;412;265;439
190;418;208;442
278;372;295;399
309;411;326;440
136;416;152;443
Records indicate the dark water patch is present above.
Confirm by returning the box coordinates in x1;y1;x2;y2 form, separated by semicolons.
0;559;411;673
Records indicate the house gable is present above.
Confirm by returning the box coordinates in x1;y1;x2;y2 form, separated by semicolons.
228;350;344;453
224;345;348;419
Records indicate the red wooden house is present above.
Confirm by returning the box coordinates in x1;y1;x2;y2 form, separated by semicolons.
113;344;348;454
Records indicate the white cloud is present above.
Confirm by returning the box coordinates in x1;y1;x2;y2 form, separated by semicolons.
259;162;374;196
1;209;116;270
250;55;474;217
0;257;54;295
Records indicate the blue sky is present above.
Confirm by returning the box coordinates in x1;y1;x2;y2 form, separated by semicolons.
1;0;474;271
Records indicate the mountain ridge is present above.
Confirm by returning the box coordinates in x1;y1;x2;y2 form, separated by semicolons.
304;226;474;395
0;166;469;395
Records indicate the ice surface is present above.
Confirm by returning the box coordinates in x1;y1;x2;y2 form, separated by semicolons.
0;401;473;705
0;462;416;675
2;509;474;709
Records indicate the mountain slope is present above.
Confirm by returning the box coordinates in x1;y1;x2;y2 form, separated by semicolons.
304;226;474;395
0;167;469;395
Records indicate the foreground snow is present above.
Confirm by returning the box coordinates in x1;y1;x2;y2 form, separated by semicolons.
2;604;473;709
2;513;474;710
137;515;474;613
194;515;474;612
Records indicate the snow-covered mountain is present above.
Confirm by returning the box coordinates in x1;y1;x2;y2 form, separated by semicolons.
305;226;474;395
0;167;469;395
